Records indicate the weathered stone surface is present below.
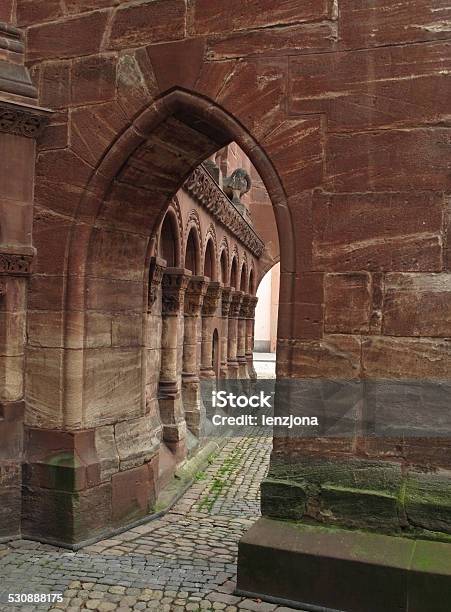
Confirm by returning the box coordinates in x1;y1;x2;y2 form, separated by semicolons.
27;11;109;62
339;0;451;49
190;0;334;35
285;335;361;378
206;21;337;60
84;348;142;427
70;101;129;166
383;273;451;337
290;41;450;130
0;354;23;402
87;227;148;282
116;49;158;120
16;0;64;27
312;192;444;272
115;415;159;471
94;425;119;482
326;129;451;191
71;54;117;106
320;485;400;531
325;273;371;334
405;468;451;534
111;462;157;525
260;478;306;520
40;61;71;108
217;58;287;140
147;38;205;93
362;336;451;378
0;464;21;538
108;0;186;50
24;347;63;427
261;117;323;195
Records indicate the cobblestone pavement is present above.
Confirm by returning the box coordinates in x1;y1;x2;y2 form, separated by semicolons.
0;433;301;611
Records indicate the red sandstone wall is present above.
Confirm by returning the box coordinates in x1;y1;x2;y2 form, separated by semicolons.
8;1;450;537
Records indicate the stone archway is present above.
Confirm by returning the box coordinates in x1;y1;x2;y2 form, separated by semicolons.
23;89;300;546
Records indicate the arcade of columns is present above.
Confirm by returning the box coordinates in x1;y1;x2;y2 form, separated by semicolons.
146;159;263;470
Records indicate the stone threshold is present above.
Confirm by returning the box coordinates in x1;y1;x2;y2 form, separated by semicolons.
237;517;451;612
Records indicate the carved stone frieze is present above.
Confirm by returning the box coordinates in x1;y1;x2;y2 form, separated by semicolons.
161;268;192;315
202;281;222;316
183;166;264;258
221;286;233;317
0;252;33;276
0;102;49;139
230;290;244;318
184;276;209;316
147;256;167;311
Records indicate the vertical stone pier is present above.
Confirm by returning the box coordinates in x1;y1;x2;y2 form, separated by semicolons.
159;268;192;461
227;290;243;379
182;275;208;437
0;20;49;540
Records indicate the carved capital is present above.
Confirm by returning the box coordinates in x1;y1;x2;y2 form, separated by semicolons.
161;268;192;315
148;256;166;311
0;252;33;276
0;101;49;139
184;275;209;316
221;286;233;317
230;290;244;318
240;294;252;318
202;281;222;316
247;295;259;319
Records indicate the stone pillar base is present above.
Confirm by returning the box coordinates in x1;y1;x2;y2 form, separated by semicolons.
21;428;158;547
226;361;239;379
237;518;451;612
0;400;24;539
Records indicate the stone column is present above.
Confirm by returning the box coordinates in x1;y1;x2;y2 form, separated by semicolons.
182;275;208;437
159;268;191;462
0;21;50;541
200;281;222;379
246;296;258;380
220;286;233;378
227;290;244;379
237;295;250;379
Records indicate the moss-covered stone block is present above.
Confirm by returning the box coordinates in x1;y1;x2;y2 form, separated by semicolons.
405;468;451;534
320;484;400;530
261;478;307;520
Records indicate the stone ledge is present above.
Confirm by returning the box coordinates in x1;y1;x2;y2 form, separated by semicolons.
237;518;451;612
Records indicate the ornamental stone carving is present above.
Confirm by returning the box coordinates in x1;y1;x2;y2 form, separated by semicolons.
161;268;192;315
221;286;233;317
183;166;264;258
0;103;49;139
184;276;209;316
246;296;259;319
240;294;252;318
148;256;166;310
202;282;222;316
223;168;252;204
230;290;244;318
0;252;33;275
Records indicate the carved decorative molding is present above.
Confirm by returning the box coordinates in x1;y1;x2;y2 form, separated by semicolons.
221;286;233;317
230;290;244;318
183;166;264;258
202;281;222;316
184;276;209;316
161;268;191;315
148;256;166;310
0;102;48;138
0;252;33;275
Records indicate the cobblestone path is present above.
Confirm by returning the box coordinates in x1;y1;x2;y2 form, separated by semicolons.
0;434;300;611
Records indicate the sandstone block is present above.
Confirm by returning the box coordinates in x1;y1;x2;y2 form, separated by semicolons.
383;273;451;337
27;11;109;62
325;273;371;334
108;0;186;50
71;54;117;106
115;415;159;471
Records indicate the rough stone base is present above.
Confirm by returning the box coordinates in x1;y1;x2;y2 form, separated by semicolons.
237;518;451;612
